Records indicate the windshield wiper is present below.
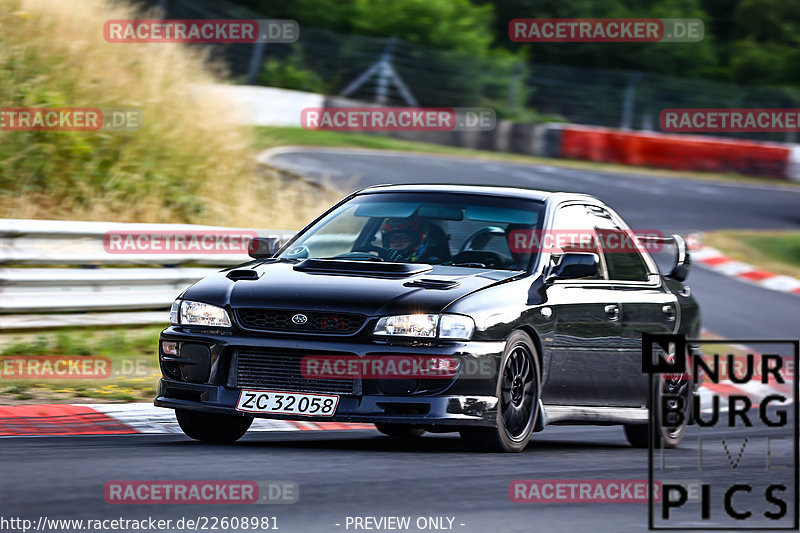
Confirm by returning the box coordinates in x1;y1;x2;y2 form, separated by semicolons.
451;262;487;268
255;257;302;265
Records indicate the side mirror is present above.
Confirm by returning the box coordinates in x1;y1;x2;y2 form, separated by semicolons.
247;237;281;259
547;253;599;283
667;234;691;282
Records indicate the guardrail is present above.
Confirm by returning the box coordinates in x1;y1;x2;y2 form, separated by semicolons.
0;219;294;330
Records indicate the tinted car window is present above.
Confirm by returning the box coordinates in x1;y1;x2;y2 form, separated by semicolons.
585;206;650;282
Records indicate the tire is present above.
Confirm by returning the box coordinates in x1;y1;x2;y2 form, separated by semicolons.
624;372;692;449
460;330;541;453
375;423;425;438
175;409;253;443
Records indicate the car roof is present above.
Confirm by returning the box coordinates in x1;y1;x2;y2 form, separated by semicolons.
355;183;598;205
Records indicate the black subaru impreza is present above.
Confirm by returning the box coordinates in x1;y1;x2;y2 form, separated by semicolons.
155;184;700;452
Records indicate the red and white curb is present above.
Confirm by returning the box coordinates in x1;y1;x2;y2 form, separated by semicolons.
694;334;795;414
697;381;793;414
690;238;800;295
0;331;791;437
1;383;792;437
0;403;373;437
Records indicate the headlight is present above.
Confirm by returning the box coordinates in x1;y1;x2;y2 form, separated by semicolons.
374;314;438;338
178;300;231;327
373;314;474;340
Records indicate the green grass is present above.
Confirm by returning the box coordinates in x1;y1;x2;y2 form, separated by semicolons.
255;126;800;188
702;230;800;279
256;126;482;154
0;326;162;403
743;234;800;268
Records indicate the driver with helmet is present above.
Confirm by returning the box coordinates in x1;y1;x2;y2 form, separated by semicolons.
380;216;429;262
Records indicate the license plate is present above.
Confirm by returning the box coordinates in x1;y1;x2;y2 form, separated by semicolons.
235;390;339;417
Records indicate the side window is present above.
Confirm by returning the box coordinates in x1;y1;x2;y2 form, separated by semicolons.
550;204;605;279
586;206;650;282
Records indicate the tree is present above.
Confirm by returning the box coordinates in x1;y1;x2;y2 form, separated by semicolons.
235;0;495;57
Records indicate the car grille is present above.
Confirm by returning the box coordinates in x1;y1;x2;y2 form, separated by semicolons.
235;309;366;335
231;351;357;395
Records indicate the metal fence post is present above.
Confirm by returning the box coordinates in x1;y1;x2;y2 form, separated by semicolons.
620;72;642;130
247;41;268;85
341;37;418;106
506;63;523;116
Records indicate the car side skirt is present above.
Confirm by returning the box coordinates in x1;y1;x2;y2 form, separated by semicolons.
541;403;649;426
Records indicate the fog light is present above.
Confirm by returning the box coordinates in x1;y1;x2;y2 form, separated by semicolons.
428;356;460;375
161;341;178;356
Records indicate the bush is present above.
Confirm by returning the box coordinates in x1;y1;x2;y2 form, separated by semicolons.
0;0;332;228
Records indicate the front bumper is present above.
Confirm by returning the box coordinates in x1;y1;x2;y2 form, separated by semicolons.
155;326;504;428
155;382;498;427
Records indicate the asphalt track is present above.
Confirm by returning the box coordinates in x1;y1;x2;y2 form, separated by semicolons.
1;148;798;533
2;419;795;533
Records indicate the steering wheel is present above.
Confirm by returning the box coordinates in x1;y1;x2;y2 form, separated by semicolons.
459;226;506;253
356;245;404;262
452;250;507;268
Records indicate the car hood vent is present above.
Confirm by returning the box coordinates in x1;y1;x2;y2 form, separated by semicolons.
403;278;460;290
293;258;432;278
226;269;260;281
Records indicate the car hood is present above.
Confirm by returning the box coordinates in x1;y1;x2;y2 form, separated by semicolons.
181;260;521;316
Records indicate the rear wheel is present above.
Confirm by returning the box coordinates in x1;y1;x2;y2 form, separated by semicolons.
624;372;692;448
175;409;252;443
375;423;425;438
460;330;541;453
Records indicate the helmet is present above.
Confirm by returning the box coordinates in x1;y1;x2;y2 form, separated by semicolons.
381;217;428;260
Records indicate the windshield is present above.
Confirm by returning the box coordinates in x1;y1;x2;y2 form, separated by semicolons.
277;192;544;270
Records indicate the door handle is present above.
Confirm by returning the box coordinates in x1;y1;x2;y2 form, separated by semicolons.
604;304;620;321
662;305;676;321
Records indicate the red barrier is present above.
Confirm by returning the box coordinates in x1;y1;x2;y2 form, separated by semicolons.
559;126;790;178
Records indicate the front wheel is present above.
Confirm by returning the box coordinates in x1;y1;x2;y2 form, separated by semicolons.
460;330;541;453
175;409;253;443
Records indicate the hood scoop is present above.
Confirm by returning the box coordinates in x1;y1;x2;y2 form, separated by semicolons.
403;278;460;290
226;269;260;281
293;258;432;278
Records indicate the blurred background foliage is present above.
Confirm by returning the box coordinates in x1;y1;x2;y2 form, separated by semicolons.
171;0;800;136
232;0;800;86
